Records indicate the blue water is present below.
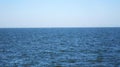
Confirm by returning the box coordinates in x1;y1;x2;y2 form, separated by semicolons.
0;28;120;67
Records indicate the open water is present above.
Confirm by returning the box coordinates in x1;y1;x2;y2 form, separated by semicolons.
0;28;120;67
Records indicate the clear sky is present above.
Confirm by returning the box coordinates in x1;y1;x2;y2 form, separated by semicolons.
0;0;120;27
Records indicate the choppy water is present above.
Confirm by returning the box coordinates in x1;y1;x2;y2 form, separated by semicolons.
0;28;120;67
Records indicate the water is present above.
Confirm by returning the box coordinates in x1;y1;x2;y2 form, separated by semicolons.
0;28;120;67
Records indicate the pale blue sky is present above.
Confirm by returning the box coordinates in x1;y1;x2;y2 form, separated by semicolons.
0;0;120;27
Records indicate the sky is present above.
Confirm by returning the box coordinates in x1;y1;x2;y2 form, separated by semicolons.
0;0;120;27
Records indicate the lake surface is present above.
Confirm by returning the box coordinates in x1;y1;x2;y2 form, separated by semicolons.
0;28;120;67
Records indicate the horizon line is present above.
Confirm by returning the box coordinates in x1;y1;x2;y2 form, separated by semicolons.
0;27;120;28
